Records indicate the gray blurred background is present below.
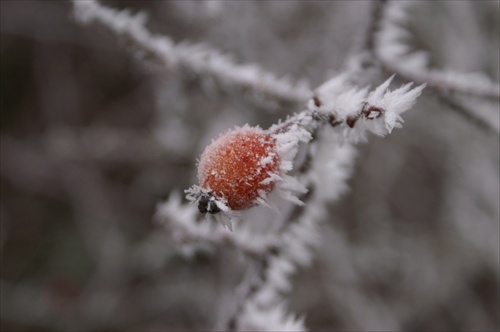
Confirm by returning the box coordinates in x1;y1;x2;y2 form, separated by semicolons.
1;1;499;331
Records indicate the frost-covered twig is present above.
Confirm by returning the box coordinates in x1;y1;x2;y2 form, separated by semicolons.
224;190;311;331
182;75;424;331
153;74;424;330
186;75;425;222
373;2;500;136
376;2;500;101
271;75;425;142
360;0;388;58
155;192;279;259
434;93;500;136
72;0;311;105
225;129;359;331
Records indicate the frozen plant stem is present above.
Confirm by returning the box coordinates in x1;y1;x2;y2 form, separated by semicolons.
373;1;500;135
185;76;424;331
72;0;311;106
360;0;388;58
433;93;499;136
376;2;500;101
224;188;313;331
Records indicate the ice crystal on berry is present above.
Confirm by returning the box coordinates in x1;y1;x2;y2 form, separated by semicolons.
197;125;280;211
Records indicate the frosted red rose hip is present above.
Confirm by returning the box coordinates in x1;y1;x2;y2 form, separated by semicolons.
197;126;280;210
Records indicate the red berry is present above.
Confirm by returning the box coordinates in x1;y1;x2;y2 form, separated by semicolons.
197;126;280;210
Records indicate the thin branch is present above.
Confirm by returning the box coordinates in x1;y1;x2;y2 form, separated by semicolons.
382;62;500;101
374;2;500;101
373;1;500;135
224;189;313;331
72;0;312;106
434;93;500;136
155;193;279;259
361;0;388;57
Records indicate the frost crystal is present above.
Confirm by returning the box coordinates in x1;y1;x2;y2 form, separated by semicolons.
238;302;306;332
313;75;425;142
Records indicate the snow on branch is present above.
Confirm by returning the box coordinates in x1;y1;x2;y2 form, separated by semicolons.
270;75;426;143
376;2;500;101
359;0;388;57
154;192;279;259
237;302;306;332
372;2;500;136
72;0;311;105
223;136;357;330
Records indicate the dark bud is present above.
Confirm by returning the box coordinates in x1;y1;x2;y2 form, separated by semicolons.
197;195;221;214
208;200;221;214
346;116;357;128
312;96;322;107
328;114;342;127
197;196;209;213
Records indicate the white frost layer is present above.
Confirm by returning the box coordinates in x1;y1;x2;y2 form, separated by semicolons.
264;113;313;206
314;75;425;142
237;302;306;332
